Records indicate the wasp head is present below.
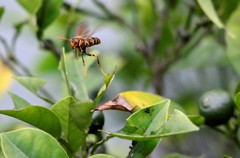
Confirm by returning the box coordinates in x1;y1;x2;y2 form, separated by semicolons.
70;38;79;49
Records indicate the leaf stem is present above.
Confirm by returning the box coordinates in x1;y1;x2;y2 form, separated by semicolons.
211;125;240;149
60;47;74;97
89;135;113;155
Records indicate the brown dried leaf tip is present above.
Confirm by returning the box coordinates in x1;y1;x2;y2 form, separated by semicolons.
93;95;138;113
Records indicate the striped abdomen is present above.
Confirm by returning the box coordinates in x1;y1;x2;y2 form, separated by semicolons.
85;37;101;47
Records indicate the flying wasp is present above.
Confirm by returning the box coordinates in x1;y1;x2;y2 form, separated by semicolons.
57;23;107;76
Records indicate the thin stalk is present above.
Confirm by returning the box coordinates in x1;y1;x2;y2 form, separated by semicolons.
211;126;240;149
89;135;113;155
0;35;55;102
61;47;74;96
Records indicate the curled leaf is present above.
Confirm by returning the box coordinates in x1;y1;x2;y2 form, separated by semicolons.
94;67;116;105
94;91;165;112
94;95;133;112
101;100;199;141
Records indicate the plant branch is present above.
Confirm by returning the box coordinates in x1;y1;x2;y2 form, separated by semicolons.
42;39;61;59
0;53;21;75
62;1;146;47
0;35;11;54
151;16;211;94
89;135;113;155
62;2;109;21
0;35;56;103
211;126;240;149
136;1;167;65
184;3;194;30
92;0;132;30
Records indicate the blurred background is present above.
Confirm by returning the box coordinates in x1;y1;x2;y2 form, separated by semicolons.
0;0;240;157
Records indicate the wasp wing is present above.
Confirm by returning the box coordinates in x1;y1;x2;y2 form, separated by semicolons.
76;22;90;38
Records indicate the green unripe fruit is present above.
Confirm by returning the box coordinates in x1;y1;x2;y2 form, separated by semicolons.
89;112;105;134
199;89;234;126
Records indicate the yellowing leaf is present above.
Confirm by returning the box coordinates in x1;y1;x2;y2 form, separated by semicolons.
94;91;165;112
101;100;199;141
0;61;13;94
119;91;164;108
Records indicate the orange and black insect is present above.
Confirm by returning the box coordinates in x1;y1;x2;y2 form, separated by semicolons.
57;23;106;76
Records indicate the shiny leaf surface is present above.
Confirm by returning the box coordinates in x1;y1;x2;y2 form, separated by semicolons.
0;106;61;138
50;96;84;152
1;128;68;158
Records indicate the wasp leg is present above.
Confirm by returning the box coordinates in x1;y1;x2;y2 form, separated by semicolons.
81;53;87;76
85;49;107;76
74;49;79;59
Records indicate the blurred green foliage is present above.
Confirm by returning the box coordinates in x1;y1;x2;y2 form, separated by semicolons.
0;0;240;157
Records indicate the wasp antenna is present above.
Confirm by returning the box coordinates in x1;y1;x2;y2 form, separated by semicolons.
56;36;70;41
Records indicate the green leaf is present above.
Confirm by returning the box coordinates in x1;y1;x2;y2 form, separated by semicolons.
50;97;85;152
36;52;58;73
119;91;165;109
94;91;173;112
1;128;68;158
235;82;240;94
50;96;77;138
59;49;113;102
14;76;46;94
102;100;169;141
8;92;30;109
68;119;86;152
36;0;63;39
187;115;205;126
59;48;72;97
156;21;174;57
226;5;240;75
127;139;161;158
135;0;156;35
102;100;198;141
0;106;61;138
70;101;95;132
158;110;199;137
95;69;116;105
0;7;4;21
88;154;115;158
59;50;96;101
197;0;224;28
17;0;42;14
111;100;169;158
236;92;240;111
218;0;239;23
14;76;53;104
